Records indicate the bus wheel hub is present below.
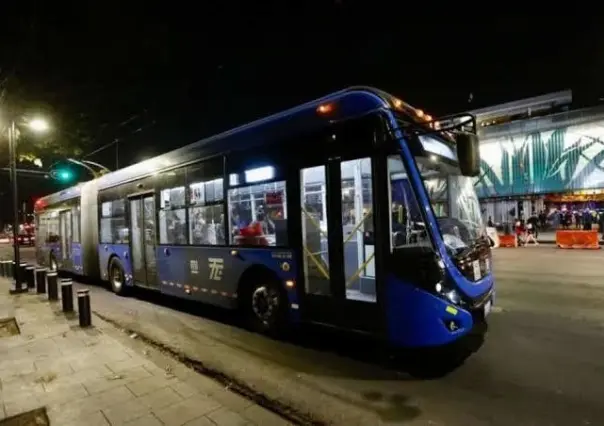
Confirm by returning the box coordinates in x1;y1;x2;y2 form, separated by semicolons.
112;269;122;290
252;286;278;321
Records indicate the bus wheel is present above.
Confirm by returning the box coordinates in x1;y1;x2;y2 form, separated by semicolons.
246;279;287;335
108;258;127;296
49;254;58;272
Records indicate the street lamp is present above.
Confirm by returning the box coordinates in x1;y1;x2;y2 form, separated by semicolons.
28;118;50;133
6;116;50;292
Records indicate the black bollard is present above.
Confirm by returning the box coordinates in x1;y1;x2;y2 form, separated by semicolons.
11;261;17;280
0;260;9;277
77;289;92;327
61;279;74;312
25;266;35;290
47;272;59;301
35;268;47;294
19;263;27;285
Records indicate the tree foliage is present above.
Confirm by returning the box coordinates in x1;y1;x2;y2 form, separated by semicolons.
0;127;93;171
0;75;96;170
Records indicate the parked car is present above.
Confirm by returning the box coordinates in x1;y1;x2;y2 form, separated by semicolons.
15;234;35;246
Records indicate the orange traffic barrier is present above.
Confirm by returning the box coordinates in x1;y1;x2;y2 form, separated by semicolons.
498;234;518;248
556;230;600;249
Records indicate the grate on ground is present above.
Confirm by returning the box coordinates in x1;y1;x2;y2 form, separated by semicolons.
0;407;50;426
0;317;20;338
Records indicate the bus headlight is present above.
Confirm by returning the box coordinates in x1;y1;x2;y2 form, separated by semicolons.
435;282;463;306
437;259;445;270
445;289;461;305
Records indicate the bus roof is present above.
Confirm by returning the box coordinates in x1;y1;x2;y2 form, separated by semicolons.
37;86;421;208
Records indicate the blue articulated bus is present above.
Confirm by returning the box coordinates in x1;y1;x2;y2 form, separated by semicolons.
35;87;494;361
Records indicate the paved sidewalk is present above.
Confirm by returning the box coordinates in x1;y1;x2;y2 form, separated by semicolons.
0;278;289;425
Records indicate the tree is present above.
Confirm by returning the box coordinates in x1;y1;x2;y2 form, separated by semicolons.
0;74;95;171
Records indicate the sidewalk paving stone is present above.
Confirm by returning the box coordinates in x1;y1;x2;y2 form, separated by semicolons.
0;278;291;425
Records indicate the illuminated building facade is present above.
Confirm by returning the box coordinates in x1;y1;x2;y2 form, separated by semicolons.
472;91;604;222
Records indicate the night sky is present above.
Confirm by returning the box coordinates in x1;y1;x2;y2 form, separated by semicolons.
1;4;603;223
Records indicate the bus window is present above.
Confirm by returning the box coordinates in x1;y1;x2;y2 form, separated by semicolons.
100;200;129;244
188;178;225;245
158;186;187;245
387;156;432;251
72;206;81;243
341;158;376;303
227;181;288;247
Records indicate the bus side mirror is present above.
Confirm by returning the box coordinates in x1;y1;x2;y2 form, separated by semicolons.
455;132;480;177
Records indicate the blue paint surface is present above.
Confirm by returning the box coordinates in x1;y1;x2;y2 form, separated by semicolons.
70;242;83;274
385;275;476;347
154;246;300;322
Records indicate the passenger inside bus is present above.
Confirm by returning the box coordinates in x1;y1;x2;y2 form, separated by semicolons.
234;206;276;246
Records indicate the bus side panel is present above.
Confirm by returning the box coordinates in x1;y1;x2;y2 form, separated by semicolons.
71;242;83;274
155;246;299;318
81;180;101;279
99;244;132;285
37;242;54;268
385;275;474;348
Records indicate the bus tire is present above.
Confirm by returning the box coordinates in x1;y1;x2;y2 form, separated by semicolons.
242;274;288;336
108;258;128;296
49;253;58;272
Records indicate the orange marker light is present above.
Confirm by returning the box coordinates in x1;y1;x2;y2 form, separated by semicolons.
392;98;403;110
416;109;425;118
317;103;335;115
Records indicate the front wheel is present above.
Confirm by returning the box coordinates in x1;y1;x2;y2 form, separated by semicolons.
108;258;128;296
244;278;288;335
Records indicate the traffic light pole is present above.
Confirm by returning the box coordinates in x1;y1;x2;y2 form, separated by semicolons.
8;120;23;292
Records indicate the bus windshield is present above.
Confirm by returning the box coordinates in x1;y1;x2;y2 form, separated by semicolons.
415;155;484;253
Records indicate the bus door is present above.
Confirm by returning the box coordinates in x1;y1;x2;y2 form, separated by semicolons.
297;156;381;333
59;210;72;264
129;194;158;289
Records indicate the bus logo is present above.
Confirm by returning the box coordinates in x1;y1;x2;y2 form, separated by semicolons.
208;258;224;281
190;260;199;275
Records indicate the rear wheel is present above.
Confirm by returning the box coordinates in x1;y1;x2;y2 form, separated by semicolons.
108;258;128;296
243;277;288;335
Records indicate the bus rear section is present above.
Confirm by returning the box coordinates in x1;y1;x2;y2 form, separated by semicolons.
34;197;83;274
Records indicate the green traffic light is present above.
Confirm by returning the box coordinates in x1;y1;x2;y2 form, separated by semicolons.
57;169;73;181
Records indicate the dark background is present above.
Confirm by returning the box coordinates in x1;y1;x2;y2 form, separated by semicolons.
1;3;603;224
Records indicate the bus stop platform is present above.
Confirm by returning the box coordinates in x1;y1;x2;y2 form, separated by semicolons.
0;277;286;426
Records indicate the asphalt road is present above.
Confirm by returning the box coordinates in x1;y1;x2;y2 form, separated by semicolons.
5;244;604;425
